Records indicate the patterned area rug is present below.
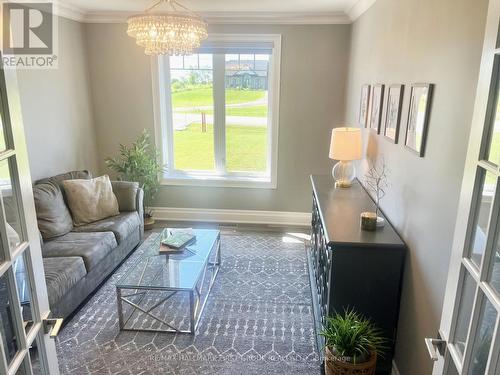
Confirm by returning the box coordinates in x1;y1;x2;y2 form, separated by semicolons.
56;232;320;374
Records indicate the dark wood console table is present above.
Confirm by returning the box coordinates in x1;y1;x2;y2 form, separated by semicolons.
309;175;406;374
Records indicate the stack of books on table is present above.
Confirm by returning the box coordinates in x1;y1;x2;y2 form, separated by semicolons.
159;228;196;254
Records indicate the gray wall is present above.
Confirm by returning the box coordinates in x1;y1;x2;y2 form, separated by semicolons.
343;0;487;373
85;23;351;212
17;17;98;181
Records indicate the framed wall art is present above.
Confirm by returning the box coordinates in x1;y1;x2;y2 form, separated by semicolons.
383;84;404;143
405;83;434;157
369;84;384;133
359;84;371;127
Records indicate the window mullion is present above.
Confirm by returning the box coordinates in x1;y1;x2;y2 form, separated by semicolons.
213;54;226;174
161;56;175;173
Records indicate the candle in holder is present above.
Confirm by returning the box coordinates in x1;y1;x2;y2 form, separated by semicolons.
361;212;377;231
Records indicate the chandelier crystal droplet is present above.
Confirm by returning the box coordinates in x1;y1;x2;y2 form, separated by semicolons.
127;0;208;56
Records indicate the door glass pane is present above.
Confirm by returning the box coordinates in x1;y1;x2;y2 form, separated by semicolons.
486;58;500;165
0;158;23;250
495;349;500;375
16;336;45;375
468;170;496;267
30;340;45;375
0;106;7;151
489;211;500;294
15;361;29;375
14;252;34;333
494;349;500;375
446;360;459;375
453;270;476;357
225;53;269;173
170;54;215;171
468;296;497;375
0;272;20;365
0;91;8;153
487;118;500;165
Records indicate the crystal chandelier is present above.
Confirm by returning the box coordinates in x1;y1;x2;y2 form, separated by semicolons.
127;0;208;56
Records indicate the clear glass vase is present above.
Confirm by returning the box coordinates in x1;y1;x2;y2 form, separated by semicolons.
332;161;355;188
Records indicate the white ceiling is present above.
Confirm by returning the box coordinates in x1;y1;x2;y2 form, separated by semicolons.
58;0;377;23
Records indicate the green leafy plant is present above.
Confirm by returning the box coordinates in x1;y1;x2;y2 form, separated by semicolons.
320;309;386;364
105;130;166;217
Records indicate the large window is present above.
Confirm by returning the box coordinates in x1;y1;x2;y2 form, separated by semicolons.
153;34;281;188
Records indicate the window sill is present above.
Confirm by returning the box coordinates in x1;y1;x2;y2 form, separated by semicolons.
161;174;277;189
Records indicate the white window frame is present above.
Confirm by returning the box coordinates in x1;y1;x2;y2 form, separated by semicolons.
152;34;281;189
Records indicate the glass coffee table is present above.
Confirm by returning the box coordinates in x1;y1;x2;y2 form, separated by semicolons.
115;229;221;334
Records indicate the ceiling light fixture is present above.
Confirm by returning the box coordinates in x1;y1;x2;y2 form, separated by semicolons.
127;0;208;56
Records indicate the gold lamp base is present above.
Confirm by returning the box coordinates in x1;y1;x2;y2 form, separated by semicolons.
334;180;353;188
332;160;356;188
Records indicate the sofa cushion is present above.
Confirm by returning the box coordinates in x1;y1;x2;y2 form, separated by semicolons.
62;175;120;226
33;182;73;240
43;232;117;272
72;212;141;244
43;257;87;307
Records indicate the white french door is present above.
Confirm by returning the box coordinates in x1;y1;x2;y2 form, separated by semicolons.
429;1;500;374
0;64;60;373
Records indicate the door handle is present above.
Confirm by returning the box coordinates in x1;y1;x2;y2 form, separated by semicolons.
43;318;63;338
425;337;446;361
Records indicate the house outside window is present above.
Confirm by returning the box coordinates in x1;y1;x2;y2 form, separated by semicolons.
152;34;281;188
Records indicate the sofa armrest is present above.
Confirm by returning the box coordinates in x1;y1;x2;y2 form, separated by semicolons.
111;181;139;211
111;181;144;236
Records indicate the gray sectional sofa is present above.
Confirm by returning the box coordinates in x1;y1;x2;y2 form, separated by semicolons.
33;171;144;319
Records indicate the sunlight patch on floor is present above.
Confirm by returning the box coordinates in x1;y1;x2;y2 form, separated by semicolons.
282;232;311;243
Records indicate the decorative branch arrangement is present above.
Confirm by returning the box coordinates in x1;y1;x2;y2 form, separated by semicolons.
364;158;389;217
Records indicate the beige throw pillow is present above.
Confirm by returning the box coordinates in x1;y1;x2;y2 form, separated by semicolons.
62;175;119;226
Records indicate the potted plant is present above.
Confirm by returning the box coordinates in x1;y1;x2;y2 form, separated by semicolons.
320;309;386;375
106;130;166;230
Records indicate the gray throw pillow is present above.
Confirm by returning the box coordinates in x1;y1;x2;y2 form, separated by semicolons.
33;182;73;240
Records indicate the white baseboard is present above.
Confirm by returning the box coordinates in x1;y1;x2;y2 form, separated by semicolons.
392;360;400;375
151;207;311;227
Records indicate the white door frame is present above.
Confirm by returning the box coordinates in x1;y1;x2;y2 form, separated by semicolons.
0;66;60;374
431;0;500;374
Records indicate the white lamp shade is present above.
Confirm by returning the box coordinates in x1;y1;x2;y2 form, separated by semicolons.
329;127;362;161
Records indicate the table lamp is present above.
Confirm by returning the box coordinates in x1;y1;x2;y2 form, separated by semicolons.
329;127;362;188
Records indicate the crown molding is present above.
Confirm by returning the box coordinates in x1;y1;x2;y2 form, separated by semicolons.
54;1;377;24
203;12;351;25
74;11;351;25
346;0;377;21
54;1;86;22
